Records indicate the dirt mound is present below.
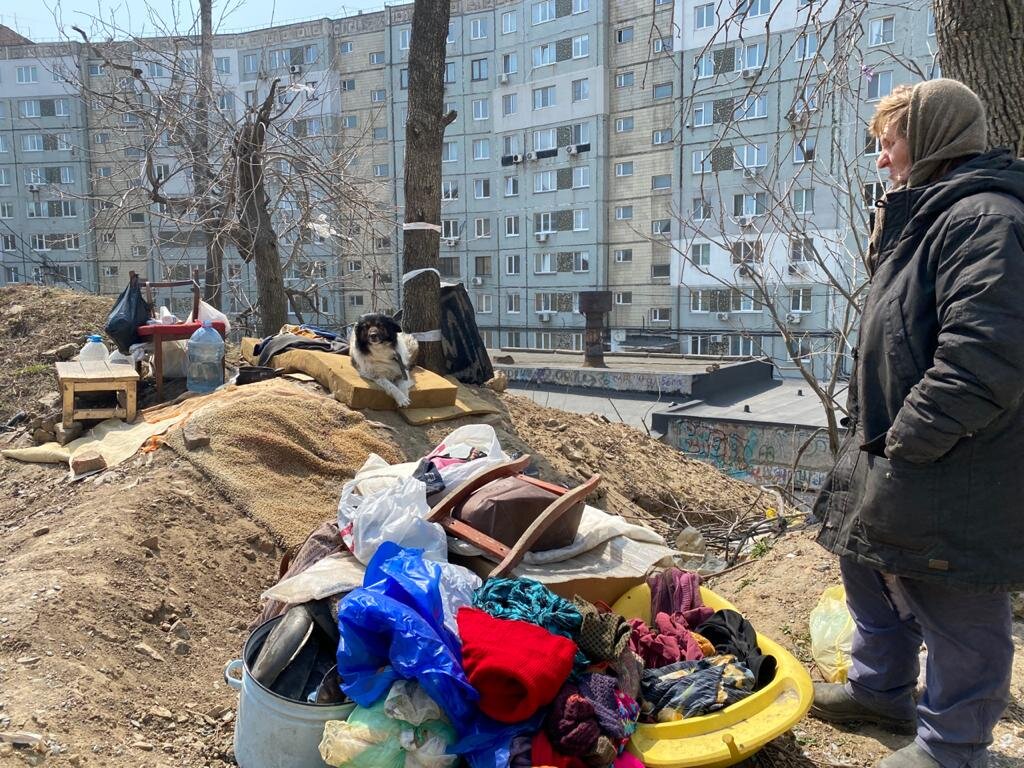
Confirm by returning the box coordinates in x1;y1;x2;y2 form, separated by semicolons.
0;285;112;419
503;394;772;539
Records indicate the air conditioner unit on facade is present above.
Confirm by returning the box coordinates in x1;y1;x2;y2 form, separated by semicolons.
498;73;509;84
710;334;723;343
511;153;524;164
27;184;41;192
564;145;578;156
535;232;548;242
788;263;800;275
289;64;302;75
471;276;484;285
736;215;753;228
741;67;758;79
526;150;538;161
743;167;760;179
738;265;753;277
787;313;803;324
538;311;552;322
443;237;459;247
611;329;627;342
716;312;729;321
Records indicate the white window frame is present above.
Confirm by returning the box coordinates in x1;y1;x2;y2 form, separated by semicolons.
505;215;520;237
615;116;634;133
615;161;634;177
572;166;590;189
532;0;555;25
572;34;590;59
474;217;492;239
473;178;491;199
506;293;522;313
694;3;715;29
505;254;521;276
867;69;894;101
652;174;672;191
614;206;633;221
505;176;519;196
502;11;518;34
869;16;896;47
614;249;633;263
534;171;555;193
793;188;815;214
572;78;590;102
532;85;556;110
615;71;635;88
472;98;490;121
470;18;488;39
502;93;518;116
615;291;632;305
796;32;819;61
573;209;589;231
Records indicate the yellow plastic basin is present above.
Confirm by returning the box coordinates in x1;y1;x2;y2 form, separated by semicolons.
612;584;812;768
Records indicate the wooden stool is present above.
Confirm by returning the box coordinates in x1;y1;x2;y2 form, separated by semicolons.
56;361;139;428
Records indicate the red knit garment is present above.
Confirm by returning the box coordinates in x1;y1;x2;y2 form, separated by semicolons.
531;730;588;768
457;606;576;723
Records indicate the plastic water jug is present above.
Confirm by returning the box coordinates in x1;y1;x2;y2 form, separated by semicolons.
187;321;225;394
79;334;108;363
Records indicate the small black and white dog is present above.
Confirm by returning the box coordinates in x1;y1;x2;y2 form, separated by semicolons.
349;313;419;407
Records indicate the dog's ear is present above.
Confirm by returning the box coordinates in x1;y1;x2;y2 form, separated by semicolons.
379;314;403;339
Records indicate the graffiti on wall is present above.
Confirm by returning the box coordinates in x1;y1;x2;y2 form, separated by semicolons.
667;418;833;491
497;365;693;396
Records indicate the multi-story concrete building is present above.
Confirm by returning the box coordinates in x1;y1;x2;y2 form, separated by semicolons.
0;0;940;377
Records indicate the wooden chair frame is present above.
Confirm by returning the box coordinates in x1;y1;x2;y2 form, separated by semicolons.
427;455;601;578
129;268;202;321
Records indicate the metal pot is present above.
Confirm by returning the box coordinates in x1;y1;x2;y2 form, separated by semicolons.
224;616;354;768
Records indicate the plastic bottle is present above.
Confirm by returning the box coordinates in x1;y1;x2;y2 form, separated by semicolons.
187;320;225;394
79;334;109;363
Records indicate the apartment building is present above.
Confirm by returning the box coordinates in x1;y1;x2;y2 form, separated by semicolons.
0;44;94;290
672;0;937;378
0;1;942;376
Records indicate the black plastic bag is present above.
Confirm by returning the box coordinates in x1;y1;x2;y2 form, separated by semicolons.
105;281;150;355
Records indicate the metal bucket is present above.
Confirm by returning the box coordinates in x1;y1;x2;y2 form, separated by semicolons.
224;616;354;768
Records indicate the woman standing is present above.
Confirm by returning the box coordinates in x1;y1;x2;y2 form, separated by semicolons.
811;78;1024;768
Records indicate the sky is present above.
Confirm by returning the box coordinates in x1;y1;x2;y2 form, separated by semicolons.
1;0;388;42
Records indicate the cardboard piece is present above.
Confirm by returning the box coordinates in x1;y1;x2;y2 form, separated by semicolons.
399;377;501;425
241;337;457;411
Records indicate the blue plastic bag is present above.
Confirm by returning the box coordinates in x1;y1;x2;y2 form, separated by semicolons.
336;544;543;768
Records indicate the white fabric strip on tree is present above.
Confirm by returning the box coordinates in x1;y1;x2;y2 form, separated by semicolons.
402;268;441;284
401;222;443;232
410;329;443;342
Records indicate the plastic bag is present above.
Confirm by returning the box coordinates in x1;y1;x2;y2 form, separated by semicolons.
320;701;405;768
385;680;444;726
809;585;854;683
188;299;231;334
345;477;448;565
161;340;189;379
261;551;366;605
105;281;151;355
436;562;481;637
428;424;508;490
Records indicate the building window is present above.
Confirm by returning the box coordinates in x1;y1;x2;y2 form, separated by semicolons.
534;171;555;193
532;0;555;25
614;206;633;220
502;11;517;34
614;249;633;263
572;0;589;11
506;254;521;275
734;192;767;216
735;143;768;168
442;180;459;200
741;42;766;70
503;136;520;156
615;71;635;88
790;236;815;262
690;243;711;267
502;93;517;116
442;141;458;162
536;212;553;233
371;89;387;103
731;240;763;264
373;164;389;177
474;178;491;198
572;78;590;102
653;82;672;99
502;52;518;74
692;149;711;174
869;16;896;46
867;69;893;100
17;66;39;84
652;129;672;145
796;32;818;61
400;69;409;89
573;209;589;231
533;86;555;110
471;58;489;81
88;63;105;76
649;307;671;323
444;62;457;83
794;137;816;163
369;51;385;65
691;101;712;127
505;215;520;237
652;219;671;236
442;219;460;239
615;162;634;177
614;292;632;305
735;95;767;120
505;176;519;196
790;287;813;313
695;3;715;29
615;116;634;133
399;29;411;50
470;18;489;39
652;174;672;191
472;98;490;120
533;43;556;67
1;235;15;251
617;26;634;43
572;34;590;58
694;51;715;79
0;202;11;218
572;166;590;188
653;37;672;54
927;10;936;35
473;138;490;159
739;0;771;18
474;217;492;239
692;197;713;220
793;188;815;213
215;56;231;73
475;256;492;276
863;182;886;208
476;293;493;313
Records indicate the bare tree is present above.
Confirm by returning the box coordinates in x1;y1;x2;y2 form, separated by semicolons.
63;12;393;337
934;0;1024;155
400;0;456;374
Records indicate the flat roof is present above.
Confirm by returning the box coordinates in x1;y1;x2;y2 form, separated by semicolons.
491;350;751;376
664;379;845;428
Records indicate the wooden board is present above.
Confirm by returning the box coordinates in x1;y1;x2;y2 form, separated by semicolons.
56;361;139;382
240;338;457;411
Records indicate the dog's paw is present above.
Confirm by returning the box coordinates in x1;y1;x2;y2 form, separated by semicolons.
394;392;411;408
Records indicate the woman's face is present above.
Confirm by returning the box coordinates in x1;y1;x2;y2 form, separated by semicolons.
877;121;911;185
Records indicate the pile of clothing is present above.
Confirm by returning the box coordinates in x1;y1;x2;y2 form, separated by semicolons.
252;324;349;367
248;423;775;768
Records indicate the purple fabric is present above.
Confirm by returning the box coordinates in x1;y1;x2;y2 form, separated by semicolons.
508;735;533;768
577;673;625;741
648;568;714;628
628;612;705;669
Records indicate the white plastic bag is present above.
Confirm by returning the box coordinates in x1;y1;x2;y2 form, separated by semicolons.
428;424;508;490
384;681;443;726
189;299;231;334
348;477;447;565
809;585;855;682
436;562;482;636
161;340;189;379
260;551;366;604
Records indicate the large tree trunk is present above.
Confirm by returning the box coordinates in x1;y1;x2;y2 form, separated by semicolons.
196;0;223;309
400;0;455;373
934;0;1024;155
235;84;288;337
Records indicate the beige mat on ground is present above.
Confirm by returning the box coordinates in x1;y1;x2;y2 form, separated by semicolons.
2;414;187;479
162;379;405;548
399;378;501;425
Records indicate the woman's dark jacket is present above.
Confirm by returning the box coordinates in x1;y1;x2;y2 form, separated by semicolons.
815;150;1024;590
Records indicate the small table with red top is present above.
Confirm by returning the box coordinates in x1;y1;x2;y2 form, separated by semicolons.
136;321;228;401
